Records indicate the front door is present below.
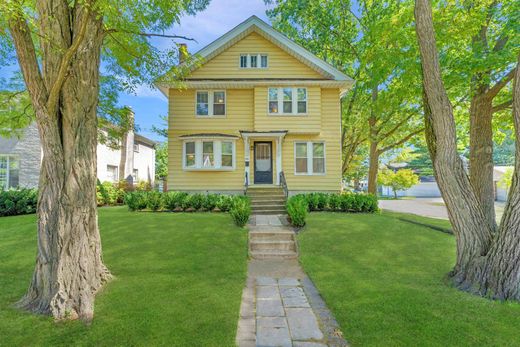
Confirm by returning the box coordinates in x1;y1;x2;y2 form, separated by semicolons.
254;142;273;184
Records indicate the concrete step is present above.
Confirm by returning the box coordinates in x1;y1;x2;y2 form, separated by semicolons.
247;194;286;199
250;250;298;260
249;197;286;203
252;205;286;210
253;210;287;215
250;240;296;252
250;231;294;241
251;203;286;209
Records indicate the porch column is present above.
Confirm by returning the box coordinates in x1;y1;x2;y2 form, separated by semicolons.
276;136;282;185
243;136;250;185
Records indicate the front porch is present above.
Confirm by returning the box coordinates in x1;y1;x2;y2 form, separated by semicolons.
240;130;287;187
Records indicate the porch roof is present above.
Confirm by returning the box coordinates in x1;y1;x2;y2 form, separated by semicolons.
239;130;288;138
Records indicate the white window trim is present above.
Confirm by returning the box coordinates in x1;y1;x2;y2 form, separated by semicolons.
182;139;236;171
107;165;119;182
195;90;226;117
294;141;326;175
268;87;308;116
238;54;269;69
0;155;12;190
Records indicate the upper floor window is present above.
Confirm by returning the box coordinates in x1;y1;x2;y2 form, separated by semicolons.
239;54;268;68
196;91;226;116
268;87;307;115
183;140;235;170
0;155;19;190
133;143;139;152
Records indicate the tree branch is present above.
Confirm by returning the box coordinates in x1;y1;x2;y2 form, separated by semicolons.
492;99;513;113
486;68;516;98
106;29;196;42
8;12;47;111
378;113;415;142
46;6;91;115
378;127;425;154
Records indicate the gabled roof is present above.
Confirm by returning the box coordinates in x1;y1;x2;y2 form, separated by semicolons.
189;15;352;82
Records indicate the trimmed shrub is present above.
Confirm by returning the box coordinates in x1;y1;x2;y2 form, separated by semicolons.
286;195;308;227
182;193;204;211
202;194;219;211
146;191;163;212
124;191;148;211
286;192;378;227
328;193;341;211
0;188;38;217
216;195;234;212
135;180;152;192
163;191;188;211
229;197;251;227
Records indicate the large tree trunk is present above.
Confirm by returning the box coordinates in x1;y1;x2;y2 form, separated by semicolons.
367;141;379;195
11;3;111;321
469;90;496;231
416;0;520;300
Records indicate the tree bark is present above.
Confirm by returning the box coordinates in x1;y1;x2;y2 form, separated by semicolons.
416;0;520;300
10;2;111;321
367;140;379;195
469;93;496;230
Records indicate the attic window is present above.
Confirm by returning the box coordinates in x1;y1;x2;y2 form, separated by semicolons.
239;54;268;69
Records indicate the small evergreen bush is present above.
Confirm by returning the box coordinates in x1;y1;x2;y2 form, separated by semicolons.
229;197;251;227
0;188;38;216
163;191;188;211
146;191;163;212
124;191;148;211
202;194;219;211
286;195;308;227
216;195;233;212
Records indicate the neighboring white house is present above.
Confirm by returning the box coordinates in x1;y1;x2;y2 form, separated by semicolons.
0;123;156;190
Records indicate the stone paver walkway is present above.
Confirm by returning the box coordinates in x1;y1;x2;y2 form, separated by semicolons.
237;215;348;347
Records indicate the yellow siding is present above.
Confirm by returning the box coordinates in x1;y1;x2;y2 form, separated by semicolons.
167;88;254;191
167;131;245;191
253;87;321;133
167;88;342;192
189;32;324;79
281;88;342;192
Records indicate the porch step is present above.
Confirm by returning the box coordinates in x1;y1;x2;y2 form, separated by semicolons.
252;209;287;215
251;202;286;209
249;196;286;202
250;231;295;241
249;250;298;260
250;240;296;252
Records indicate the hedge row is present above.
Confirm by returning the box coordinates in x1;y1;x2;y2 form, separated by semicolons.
0;188;38;217
96;180;152;206
123;191;251;227
287;192;378;227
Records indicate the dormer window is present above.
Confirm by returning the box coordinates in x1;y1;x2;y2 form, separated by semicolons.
239;54;268;68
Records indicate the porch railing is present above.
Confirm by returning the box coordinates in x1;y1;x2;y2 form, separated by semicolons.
280;171;288;198
244;171;249;195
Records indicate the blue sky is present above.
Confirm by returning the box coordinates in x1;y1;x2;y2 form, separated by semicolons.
115;0;271;142
0;0;272;142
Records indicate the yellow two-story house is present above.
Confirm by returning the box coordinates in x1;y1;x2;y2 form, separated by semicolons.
157;16;352;195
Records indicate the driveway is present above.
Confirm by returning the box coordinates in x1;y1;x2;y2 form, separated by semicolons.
379;198;506;221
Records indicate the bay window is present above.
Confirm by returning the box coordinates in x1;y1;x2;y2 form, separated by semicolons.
294;142;325;175
268;87;307;115
183;140;235;170
196;90;226;116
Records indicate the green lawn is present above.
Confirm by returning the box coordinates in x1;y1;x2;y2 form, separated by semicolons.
0;207;248;347
298;212;520;347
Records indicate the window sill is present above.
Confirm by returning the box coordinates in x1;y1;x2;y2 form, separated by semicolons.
195;115;227;118
294;172;326;176
183;167;235;171
268;113;308;117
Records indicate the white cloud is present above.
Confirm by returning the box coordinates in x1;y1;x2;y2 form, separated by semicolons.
156;0;272;53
